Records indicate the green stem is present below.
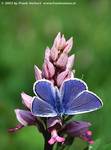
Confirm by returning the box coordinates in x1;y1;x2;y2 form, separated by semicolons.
44;131;53;150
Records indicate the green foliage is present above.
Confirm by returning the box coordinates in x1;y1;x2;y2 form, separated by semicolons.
0;0;111;149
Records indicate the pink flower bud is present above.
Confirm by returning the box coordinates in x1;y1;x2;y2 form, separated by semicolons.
53;32;61;49
42;60;55;79
86;130;92;136
50;46;59;61
55;53;68;68
89;140;94;144
21;92;33;109
63;37;73;54
44;47;50;60
34;65;42;80
56;70;71;87
50;79;55;84
58;34;66;50
66;54;75;70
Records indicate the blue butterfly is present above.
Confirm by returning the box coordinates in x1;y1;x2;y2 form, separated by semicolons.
31;78;103;117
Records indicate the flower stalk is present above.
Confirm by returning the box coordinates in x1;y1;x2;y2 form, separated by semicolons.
44;134;53;150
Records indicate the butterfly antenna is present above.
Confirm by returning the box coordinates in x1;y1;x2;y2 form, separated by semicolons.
81;74;84;80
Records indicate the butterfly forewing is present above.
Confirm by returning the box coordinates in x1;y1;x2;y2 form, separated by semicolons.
33;79;56;107
60;78;88;108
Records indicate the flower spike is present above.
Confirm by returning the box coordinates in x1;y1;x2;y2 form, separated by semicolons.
9;33;103;150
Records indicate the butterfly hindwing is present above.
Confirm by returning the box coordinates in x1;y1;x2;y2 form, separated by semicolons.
64;90;103;115
32;96;57;117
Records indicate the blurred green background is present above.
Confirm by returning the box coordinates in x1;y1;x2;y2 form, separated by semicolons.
0;0;111;149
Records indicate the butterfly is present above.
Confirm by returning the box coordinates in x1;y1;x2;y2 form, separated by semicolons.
31;78;103;117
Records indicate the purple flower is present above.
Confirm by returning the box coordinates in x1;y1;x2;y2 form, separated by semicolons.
9;93;37;132
64;121;94;144
14;109;36;126
46;117;94;145
48;129;65;145
47;117;65;145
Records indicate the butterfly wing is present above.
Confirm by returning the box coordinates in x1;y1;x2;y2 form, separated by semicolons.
60;78;88;107
60;78;103;115
32;79;57;117
32;96;57;117
33;79;56;106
